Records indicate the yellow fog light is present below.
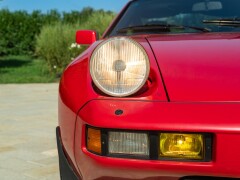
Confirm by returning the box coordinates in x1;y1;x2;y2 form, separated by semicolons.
159;133;204;160
87;128;101;154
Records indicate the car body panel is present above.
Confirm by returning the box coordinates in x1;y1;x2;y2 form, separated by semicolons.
147;32;240;102
58;0;240;179
73;100;240;179
59;37;168;114
78;100;240;133
58;34;240;179
58;37;168;177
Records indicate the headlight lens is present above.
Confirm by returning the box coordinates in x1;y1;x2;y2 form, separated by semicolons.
90;37;150;97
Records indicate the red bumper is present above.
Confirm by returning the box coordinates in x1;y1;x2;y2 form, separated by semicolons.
71;100;240;179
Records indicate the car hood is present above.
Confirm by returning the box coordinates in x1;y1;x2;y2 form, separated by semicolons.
146;33;240;102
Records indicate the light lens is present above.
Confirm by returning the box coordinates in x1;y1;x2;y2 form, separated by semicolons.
159;133;204;160
108;131;149;156
90;37;150;97
87;128;101;154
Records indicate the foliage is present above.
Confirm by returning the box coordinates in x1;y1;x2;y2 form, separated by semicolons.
36;10;115;74
0;7;115;57
35;22;81;74
0;9;61;56
0;56;56;83
81;10;116;35
0;7;115;81
69;43;83;61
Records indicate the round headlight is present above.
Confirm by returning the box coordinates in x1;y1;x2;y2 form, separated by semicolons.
90;37;150;97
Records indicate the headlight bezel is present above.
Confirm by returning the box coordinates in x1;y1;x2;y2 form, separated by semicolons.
90;37;150;97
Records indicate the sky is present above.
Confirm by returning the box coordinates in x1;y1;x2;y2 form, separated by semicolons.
0;0;129;13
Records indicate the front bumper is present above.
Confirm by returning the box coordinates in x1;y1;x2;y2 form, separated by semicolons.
56;127;79;180
63;100;240;179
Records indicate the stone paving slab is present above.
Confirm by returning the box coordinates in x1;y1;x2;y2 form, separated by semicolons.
0;84;60;180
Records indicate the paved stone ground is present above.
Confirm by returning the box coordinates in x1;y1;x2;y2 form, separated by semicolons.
0;84;60;180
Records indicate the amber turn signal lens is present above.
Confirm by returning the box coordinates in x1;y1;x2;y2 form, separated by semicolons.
87;128;101;154
159;133;204;160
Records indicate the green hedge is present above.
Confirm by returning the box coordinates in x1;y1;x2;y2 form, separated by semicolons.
36;23;79;74
0;8;114;56
35;11;115;74
0;9;60;56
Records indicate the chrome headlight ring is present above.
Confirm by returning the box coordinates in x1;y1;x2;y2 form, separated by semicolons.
90;37;150;97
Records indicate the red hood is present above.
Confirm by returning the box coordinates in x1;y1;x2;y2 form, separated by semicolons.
147;33;240;102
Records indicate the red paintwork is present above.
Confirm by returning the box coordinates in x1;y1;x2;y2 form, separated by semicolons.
58;37;167;178
59;32;240;179
74;100;240;179
147;33;240;101
59;4;240;177
76;30;98;45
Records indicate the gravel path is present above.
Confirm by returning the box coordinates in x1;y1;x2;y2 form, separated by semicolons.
0;83;60;180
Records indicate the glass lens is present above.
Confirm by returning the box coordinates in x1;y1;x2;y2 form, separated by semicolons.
109;131;149;156
159;133;204;159
90;37;149;97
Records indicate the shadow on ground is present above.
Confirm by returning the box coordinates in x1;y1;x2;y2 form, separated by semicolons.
0;57;31;74
0;58;30;68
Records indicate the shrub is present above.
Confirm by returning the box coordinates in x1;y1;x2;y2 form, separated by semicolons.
0;8;115;57
36;11;115;74
81;10;115;36
35;22;83;74
0;9;61;56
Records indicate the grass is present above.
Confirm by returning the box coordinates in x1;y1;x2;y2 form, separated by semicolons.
0;55;57;83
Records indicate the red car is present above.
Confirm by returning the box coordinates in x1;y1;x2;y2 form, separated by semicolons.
56;0;240;179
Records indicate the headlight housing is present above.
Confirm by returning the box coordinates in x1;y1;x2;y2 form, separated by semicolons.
86;126;213;161
90;37;150;97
